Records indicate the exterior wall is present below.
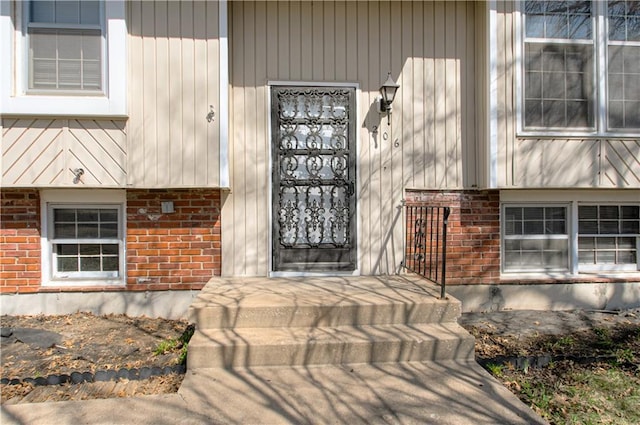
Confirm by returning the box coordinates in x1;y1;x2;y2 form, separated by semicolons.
405;190;501;285
127;0;222;188
1;119;127;187
0;189;41;293
474;1;489;188
223;1;481;276
406;189;640;286
0;188;222;294
126;189;222;290
2;0;223;190
494;0;515;189
494;2;640;189
512;139;639;187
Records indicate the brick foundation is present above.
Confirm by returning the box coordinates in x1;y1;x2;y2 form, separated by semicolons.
126;189;222;290
0;188;222;294
405;190;501;285
0;189;41;293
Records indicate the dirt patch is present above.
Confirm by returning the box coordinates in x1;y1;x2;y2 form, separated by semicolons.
1;313;191;404
460;309;640;424
460;309;640;360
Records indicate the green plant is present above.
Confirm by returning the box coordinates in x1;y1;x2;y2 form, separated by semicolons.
154;338;179;356
485;362;504;377
154;324;195;365
594;327;609;337
153;325;195;364
614;348;634;364
178;345;188;364
501;360;640;425
594;327;614;349
519;380;554;412
177;324;195;365
553;335;575;350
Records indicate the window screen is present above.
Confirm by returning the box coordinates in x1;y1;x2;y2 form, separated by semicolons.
51;207;120;277
28;1;103;91
578;205;639;267
522;1;640;132
607;1;640;129
523;1;595;129
504;206;570;271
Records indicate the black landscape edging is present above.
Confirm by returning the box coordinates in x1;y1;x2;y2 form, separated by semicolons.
477;354;619;370
1;364;186;387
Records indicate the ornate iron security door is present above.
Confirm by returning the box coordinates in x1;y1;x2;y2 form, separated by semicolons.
271;86;357;272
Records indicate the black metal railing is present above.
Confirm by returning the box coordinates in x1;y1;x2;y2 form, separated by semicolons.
402;203;451;299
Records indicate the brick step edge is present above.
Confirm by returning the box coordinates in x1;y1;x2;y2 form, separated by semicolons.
1;364;186;387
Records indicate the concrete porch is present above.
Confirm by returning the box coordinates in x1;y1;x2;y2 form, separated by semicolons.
184;274;474;368
176;274;546;424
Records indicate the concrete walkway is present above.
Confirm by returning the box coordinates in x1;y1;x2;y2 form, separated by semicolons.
2;359;546;425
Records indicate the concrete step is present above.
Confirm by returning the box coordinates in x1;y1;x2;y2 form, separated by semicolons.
177;362;547;425
188;275;461;329
187;322;475;368
0;361;547;425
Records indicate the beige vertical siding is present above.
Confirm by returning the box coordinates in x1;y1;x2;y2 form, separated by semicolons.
222;1;480;276
475;1;489;187
1;119;126;187
495;4;640;188
127;0;221;188
495;1;515;188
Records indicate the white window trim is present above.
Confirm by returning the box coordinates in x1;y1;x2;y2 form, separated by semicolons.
41;189;126;287
576;203;640;272
488;1;499;188
218;0;230;189
501;190;640;277
49;204;122;279
514;1;640;139
501;203;572;274
1;0;127;117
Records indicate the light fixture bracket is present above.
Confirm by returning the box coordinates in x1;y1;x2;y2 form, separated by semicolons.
378;72;400;124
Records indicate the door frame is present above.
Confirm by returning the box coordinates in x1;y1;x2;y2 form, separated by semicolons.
267;81;361;277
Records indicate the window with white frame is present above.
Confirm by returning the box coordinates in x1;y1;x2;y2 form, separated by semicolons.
503;203;640;273
522;1;640;133
27;0;103;93
0;0;126;116
48;205;123;280
503;206;570;271
607;2;640;129
578;204;640;270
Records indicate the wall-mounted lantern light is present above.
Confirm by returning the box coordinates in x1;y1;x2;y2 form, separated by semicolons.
377;72;400;125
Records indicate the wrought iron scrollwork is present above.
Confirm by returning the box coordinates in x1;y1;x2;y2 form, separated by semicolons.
274;87;353;249
413;218;426;261
278;185;300;247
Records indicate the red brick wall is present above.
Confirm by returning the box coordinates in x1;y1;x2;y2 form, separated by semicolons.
1;188;221;294
405;190;501;285
126;189;222;290
0;189;41;293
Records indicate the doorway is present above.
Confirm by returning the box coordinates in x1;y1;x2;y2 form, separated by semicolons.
271;86;357;272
